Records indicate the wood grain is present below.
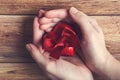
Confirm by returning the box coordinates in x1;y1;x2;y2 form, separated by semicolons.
0;0;120;15
0;15;120;63
0;63;109;80
0;0;119;80
0;63;50;80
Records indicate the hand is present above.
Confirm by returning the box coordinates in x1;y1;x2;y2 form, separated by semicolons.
25;11;93;80
36;7;120;79
36;7;108;72
69;7;120;80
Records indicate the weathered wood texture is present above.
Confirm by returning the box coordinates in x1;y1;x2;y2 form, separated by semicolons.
0;15;120;63
0;0;120;15
0;63;109;80
0;0;120;80
0;63;50;80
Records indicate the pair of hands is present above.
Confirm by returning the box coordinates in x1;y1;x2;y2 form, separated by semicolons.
26;7;120;80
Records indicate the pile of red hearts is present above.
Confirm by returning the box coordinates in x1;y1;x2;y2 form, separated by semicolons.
42;22;80;59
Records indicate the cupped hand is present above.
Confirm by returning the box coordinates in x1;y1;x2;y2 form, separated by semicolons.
37;7;108;70
26;11;93;80
36;7;118;78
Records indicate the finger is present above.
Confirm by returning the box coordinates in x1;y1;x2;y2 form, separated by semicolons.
46;27;53;32
39;45;45;53
45;9;68;19
39;17;52;24
33;17;44;45
40;23;56;32
26;44;58;76
69;7;95;35
42;51;50;58
89;18;102;33
38;9;46;18
26;44;48;66
39;17;61;24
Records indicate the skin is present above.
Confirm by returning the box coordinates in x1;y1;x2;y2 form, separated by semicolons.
26;7;120;80
26;9;93;80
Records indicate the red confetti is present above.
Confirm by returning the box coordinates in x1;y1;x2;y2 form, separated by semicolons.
42;22;79;59
63;47;74;56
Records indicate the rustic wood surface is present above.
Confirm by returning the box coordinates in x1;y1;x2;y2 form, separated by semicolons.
0;16;120;63
0;63;50;80
0;0;120;15
0;0;120;80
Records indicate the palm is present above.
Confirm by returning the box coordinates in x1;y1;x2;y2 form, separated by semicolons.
32;9;93;80
41;54;93;80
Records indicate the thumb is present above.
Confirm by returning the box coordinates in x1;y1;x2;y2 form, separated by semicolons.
69;7;94;34
26;43;47;66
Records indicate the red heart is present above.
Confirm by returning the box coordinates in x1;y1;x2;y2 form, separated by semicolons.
42;22;79;59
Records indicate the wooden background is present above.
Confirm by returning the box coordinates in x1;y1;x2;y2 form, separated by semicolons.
0;0;120;80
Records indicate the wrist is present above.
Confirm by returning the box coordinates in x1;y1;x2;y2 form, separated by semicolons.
95;50;120;79
103;52;120;79
90;50;112;76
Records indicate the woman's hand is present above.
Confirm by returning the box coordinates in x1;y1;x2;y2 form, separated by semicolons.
35;7;120;80
36;7;109;73
25;12;93;80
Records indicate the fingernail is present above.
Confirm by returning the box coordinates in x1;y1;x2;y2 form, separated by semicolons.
70;7;78;14
26;44;32;51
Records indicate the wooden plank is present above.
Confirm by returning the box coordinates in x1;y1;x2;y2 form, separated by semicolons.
0;15;34;23
94;16;120;55
0;63;50;80
0;15;120;62
0;63;108;80
0;15;34;62
0;0;120;15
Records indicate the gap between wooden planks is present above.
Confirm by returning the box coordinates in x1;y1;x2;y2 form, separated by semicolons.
0;0;119;15
0;15;120;63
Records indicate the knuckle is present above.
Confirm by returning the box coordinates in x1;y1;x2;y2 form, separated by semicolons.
77;16;87;23
39;17;51;24
75;11;86;17
52;18;60;23
75;12;87;22
40;17;46;23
